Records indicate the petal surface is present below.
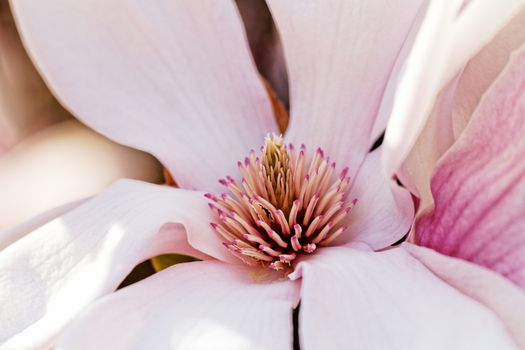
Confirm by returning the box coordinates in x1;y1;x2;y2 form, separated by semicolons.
0;120;163;231
396;76;459;204
383;0;525;176
292;247;519;349
0;197;86;251
11;0;278;192
267;0;425;174
415;47;525;288
399;8;525;208
405;244;525;348
452;6;525;136
337;149;414;249
57;261;299;350
0;180;235;349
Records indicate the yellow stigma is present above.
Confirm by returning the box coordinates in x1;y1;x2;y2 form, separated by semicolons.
261;134;294;214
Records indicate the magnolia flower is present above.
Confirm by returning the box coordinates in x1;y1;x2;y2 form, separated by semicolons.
0;3;163;235
1;1;524;349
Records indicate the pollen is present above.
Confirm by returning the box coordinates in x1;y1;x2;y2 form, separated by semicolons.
206;134;356;271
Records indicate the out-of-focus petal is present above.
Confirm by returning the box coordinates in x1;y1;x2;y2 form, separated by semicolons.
10;0;278;192
0;2;70;152
336;149;414;249
0;120;163;231
405;244;525;348
415;47;525;288
291;247;519;349
267;0;425;175
0;180;237;349
56;261;299;350
383;0;525;177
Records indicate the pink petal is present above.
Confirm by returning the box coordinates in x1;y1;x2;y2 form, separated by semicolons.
291;247;519;349
0;180;238;349
0;120;162;231
56;261;299;350
405;243;525;348
267;0;425;174
10;1;278;192
452;7;525;137
337;149;414;249
415;46;525;288
398;8;525;209
0;3;70;153
383;1;525;177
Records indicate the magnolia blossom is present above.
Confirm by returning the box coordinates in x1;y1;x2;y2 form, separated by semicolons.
1;1;524;349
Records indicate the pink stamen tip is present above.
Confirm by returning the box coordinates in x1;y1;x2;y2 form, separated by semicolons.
288;143;295;151
210;223;219;229
218;179;228;186
226;176;235;182
316;148;324;157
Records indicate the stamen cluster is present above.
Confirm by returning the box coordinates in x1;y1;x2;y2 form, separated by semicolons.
206;135;356;270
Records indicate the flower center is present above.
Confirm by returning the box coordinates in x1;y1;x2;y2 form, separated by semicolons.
206;134;356;270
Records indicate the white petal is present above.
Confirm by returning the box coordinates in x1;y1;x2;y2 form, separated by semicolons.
267;0;425;174
57;261;299;350
337;149;414;249
0;180;234;349
383;0;525;176
292;247;519;349
11;0;278;192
